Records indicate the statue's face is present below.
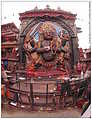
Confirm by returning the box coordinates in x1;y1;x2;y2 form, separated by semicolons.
44;31;52;39
40;21;56;40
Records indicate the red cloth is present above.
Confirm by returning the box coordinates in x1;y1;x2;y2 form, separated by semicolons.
12;48;16;54
77;99;87;108
6;89;10;98
57;84;61;91
1;85;5;96
6;37;9;41
1;65;4;71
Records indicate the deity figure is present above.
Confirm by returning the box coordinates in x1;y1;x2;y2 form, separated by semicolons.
24;21;71;72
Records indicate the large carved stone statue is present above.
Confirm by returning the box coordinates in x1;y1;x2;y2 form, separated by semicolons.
19;7;79;77
24;21;70;73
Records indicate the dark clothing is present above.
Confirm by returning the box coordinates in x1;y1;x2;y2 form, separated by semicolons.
4;60;8;70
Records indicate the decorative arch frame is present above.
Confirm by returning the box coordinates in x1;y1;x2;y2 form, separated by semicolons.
21;16;75;36
19;16;79;68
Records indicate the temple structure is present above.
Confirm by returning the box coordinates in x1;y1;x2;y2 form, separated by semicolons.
1;23;19;70
1;6;91;117
19;6;79;77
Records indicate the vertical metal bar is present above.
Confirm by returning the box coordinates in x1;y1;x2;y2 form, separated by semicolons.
19;80;20;91
26;72;27;87
30;83;34;109
17;78;20;108
17;92;19;108
16;72;17;81
16;72;18;88
59;82;62;104
4;84;7;104
53;92;56;110
46;84;48;105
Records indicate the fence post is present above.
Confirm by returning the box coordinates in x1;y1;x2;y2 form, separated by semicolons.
59;82;62;104
16;72;19;88
19;80;20;91
26;72;27;87
30;83;34;109
53;93;56;110
46;84;48;105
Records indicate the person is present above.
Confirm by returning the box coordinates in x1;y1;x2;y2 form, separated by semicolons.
84;65;91;79
76;61;82;75
1;65;8;84
81;83;91;117
4;59;8;70
1;64;10;104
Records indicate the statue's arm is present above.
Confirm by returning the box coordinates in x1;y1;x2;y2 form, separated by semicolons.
36;47;50;53
57;46;66;53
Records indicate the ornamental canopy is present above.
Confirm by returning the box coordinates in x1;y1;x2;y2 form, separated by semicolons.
19;6;76;21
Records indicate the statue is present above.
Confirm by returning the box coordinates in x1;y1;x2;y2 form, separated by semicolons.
24;21;71;73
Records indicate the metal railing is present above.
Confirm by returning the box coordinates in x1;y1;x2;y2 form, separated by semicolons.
6;70;90;110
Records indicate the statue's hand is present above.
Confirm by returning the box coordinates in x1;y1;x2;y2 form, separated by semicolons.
44;46;50;51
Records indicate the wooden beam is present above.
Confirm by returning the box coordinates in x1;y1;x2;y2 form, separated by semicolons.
1;58;19;62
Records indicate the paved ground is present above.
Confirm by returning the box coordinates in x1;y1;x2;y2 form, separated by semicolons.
2;104;82;118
